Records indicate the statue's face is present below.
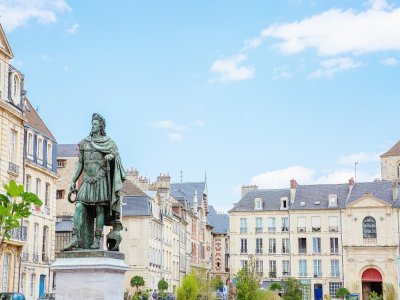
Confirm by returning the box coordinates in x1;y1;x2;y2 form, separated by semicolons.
91;119;101;134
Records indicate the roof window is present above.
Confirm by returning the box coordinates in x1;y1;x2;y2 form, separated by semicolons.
328;194;338;207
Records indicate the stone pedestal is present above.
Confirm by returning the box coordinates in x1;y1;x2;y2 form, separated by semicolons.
51;250;129;300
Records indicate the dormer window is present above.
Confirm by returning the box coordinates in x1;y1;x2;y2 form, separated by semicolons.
47;143;52;167
280;197;288;210
11;73;21;105
329;194;338;207
27;132;33;157
37;136;43;162
254;197;263;210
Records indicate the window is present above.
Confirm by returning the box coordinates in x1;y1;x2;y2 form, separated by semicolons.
255;238;263;254
47;143;52;166
330;238;339;254
297;217;306;232
45;183;50;206
26;174;31;192
42;226;49;262
32;223;39;256
312;237;321;254
363;216;377;238
312;217;321;232
240;238;247;254
331;259;340;277
329;216;339;232
256;259;263;275
313;259;322;277
282;238;290;254
37;137;43;160
298;238;307;254
282;260;290;276
240;260;247;269
299;260;307;277
269;260;277;278
27;132;33;156
268;217;276;233
30;274;35;297
56;190;65;200
57;159;66;168
329;194;338;207
20;273;25;294
255;217;263;233
36;178;41;198
281;217;289;232
240;218;247;234
280;197;288;210
1;253;10;292
268;238;276;254
255;197;263;210
9;129;17;163
329;282;343;297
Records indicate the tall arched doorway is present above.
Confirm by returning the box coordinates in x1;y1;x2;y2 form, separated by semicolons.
362;268;382;299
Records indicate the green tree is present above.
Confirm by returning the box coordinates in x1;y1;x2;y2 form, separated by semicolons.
383;283;397;300
235;257;261;300
282;277;302;300
130;276;145;292
177;272;199;300
269;283;282;291
0;180;42;246
158;278;168;296
336;288;350;299
212;276;224;291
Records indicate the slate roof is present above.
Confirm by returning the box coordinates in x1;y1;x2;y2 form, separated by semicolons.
230;188;290;212
24;98;56;141
291;183;349;210
347;181;399;206
207;205;229;234
381;140;400;157
123;179;146;196
170;182;206;208
122;195;151;216
55;219;73;232
57;144;79;157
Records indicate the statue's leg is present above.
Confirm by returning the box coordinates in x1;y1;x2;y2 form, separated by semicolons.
90;206;104;249
62;203;84;251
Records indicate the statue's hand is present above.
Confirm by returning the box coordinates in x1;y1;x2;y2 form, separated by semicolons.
105;154;114;161
70;183;76;192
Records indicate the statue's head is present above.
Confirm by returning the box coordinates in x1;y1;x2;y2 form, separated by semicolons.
91;113;106;136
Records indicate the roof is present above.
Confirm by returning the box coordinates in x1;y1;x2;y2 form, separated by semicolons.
347;181;399;206
123;179;146;196
170;182;206;208
24;98;56;141
381;140;400;157
55;219;73;232
57;144;79;157
207;205;229;234
230;188;290;212
122;195;151;216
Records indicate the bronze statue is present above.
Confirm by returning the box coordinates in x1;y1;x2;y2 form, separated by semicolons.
63;113;126;251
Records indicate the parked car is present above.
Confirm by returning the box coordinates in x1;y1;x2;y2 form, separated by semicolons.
0;293;26;300
37;293;55;300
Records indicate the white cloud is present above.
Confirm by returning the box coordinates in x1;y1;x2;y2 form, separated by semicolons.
194;120;205;127
261;0;400;56
66;22;79;34
309;57;362;78
272;66;292;80
210;55;255;82
251;166;316;188
381;57;398;66
336;152;379;166
168;132;183;141
0;0;71;32
244;37;262;50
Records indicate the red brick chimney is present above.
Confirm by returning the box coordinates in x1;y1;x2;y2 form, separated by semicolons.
290;178;298;189
290;178;297;203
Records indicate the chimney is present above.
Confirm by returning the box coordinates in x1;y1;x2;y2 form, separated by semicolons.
241;185;258;198
138;176;149;190
290;178;297;203
349;177;355;192
154;173;171;192
126;167;139;182
393;179;399;201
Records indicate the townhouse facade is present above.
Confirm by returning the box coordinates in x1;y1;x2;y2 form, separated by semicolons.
229;140;400;300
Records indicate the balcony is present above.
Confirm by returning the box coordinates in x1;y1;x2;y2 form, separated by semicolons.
269;271;277;278
281;226;289;232
298;272;308;277
268;248;276;254
297;227;306;232
255;249;263;255
268;227;276;233
329;226;339;232
240;249;248;254
10;226;27;242
282;271;291;277
363;238;377;245
298;248;307;254
8;161;19;175
330;248;339;254
313;273;322;278
312;227;321;232
255;227;263;233
21;252;29;262
42;205;50;215
42;253;49;263
331;272;340;277
32;253;39;263
240;228;247;234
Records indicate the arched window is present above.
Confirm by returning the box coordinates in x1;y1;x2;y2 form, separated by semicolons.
363;216;377;238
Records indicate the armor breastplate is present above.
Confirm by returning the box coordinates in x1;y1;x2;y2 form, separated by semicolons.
82;143;106;183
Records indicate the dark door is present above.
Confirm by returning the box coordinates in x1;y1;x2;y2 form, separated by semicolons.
314;284;323;300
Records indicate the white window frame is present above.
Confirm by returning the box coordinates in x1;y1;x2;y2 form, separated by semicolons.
9;129;17;163
37;136;43;161
47;142;53;167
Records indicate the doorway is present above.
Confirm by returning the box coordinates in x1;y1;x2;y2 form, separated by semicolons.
314;284;323;300
361;268;382;300
39;275;46;297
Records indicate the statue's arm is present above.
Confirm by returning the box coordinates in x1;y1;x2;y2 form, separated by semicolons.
70;150;84;190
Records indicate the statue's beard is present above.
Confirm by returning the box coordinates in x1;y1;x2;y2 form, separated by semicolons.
90;128;101;136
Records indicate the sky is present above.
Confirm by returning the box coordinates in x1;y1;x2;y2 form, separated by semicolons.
1;0;400;212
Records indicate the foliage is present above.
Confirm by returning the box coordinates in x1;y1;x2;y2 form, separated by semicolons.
142;289;151;298
255;289;281;300
130;276;145;292
269;283;282;291
369;291;382;300
235;257;261;300
0;180;42;246
158;278;168;292
282;277;302;300
336;288;350;299
212;276;224;291
193;267;214;299
124;289;134;300
177;272;199;300
383;283;397;300
323;294;332;300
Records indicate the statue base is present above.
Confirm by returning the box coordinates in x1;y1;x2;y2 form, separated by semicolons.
51;250;129;300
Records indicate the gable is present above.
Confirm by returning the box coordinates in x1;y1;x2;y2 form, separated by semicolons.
0;24;13;59
347;194;391;208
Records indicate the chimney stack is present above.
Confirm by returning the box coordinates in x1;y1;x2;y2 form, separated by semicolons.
241;185;258;198
290;178;297;203
349;177;355;193
393;179;399;201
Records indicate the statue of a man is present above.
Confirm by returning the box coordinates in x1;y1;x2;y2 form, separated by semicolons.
63;113;126;251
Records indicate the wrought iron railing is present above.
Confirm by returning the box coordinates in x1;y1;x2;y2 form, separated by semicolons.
21;252;29;262
10;226;27;241
8;161;19;175
32;253;39;263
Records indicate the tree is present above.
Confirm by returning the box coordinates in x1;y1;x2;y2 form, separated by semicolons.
130;276;145;292
383;283;397;300
177;272;199;300
0;180;42;247
282;277;302;300
158;278;168;294
212;276;224;291
269;283;282;291
235;257;261;300
336;288;350;299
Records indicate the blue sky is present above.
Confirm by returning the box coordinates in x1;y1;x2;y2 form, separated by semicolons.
2;0;400;212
